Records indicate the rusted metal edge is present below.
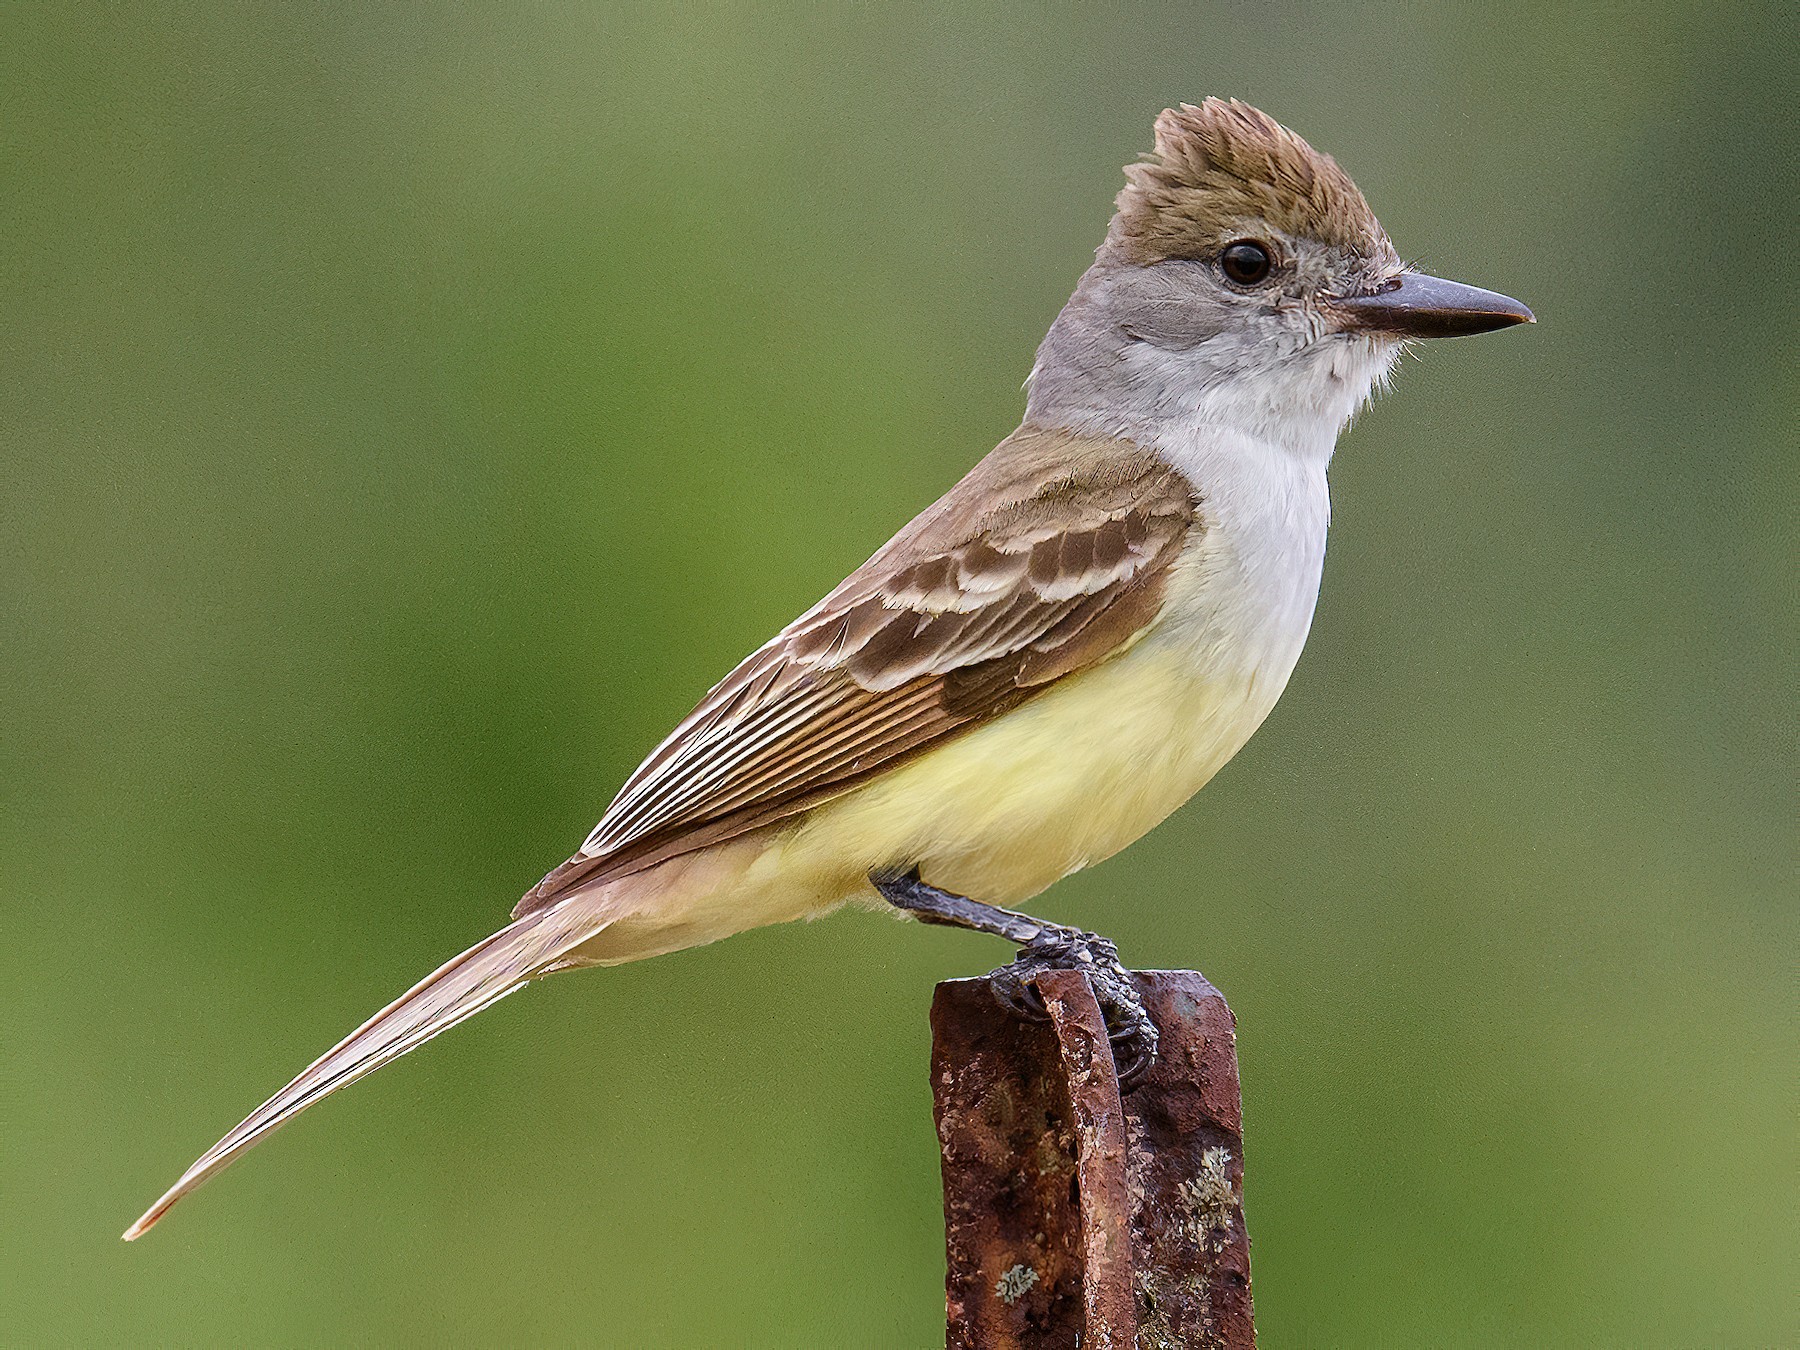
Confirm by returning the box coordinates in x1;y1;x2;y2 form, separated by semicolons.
1038;969;1138;1347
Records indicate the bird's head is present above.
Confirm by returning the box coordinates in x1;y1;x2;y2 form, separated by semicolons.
1028;99;1532;454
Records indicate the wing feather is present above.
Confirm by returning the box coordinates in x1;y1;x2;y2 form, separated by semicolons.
515;426;1198;918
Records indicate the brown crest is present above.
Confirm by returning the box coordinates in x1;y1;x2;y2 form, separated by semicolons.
1107;99;1391;265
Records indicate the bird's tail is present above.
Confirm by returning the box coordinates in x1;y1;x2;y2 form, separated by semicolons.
122;896;611;1240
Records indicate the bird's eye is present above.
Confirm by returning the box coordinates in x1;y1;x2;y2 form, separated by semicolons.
1220;240;1274;286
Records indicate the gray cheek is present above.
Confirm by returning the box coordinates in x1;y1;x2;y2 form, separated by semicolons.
1112;286;1233;352
1075;259;1221;353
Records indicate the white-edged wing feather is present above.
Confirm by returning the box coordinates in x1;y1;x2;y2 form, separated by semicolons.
517;426;1198;916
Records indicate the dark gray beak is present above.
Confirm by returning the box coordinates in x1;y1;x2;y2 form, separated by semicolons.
1327;271;1534;339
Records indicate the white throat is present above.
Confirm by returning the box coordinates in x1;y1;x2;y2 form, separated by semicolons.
1029;325;1398;468
1032;326;1400;704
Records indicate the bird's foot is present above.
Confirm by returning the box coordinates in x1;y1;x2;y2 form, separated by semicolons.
990;925;1159;1090
871;867;1158;1090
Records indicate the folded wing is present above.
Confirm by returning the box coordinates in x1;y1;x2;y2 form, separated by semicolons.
518;427;1198;916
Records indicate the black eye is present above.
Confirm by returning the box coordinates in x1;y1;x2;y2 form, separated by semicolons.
1220;240;1273;285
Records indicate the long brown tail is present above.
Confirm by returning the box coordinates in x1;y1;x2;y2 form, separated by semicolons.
123;897;612;1240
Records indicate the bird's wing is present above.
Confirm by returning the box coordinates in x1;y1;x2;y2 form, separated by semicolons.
515;426;1198;917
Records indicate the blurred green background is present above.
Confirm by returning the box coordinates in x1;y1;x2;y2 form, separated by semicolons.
5;3;1793;1345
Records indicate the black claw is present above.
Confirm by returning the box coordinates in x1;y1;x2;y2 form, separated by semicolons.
984;923;1159;1091
1114;1037;1154;1092
989;965;1048;1021
1098;991;1159;1093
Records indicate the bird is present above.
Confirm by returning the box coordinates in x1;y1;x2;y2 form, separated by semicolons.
124;98;1531;1240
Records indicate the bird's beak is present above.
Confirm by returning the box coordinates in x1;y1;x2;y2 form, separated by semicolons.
1326;271;1534;339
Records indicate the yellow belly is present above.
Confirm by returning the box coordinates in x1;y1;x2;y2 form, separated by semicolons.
572;645;1282;964
792;645;1275;902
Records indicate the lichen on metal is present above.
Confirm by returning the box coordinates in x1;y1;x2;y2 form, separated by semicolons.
997;1264;1041;1305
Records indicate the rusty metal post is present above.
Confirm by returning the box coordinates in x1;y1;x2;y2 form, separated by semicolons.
930;970;1253;1349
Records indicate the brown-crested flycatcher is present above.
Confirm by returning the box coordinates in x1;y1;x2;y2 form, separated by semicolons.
126;99;1532;1239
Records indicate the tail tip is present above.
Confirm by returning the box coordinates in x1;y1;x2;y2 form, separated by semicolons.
122;1196;175;1242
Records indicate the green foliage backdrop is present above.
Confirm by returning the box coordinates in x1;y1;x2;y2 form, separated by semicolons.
6;4;1792;1345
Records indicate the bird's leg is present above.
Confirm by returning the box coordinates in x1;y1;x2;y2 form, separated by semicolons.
872;867;1158;1087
